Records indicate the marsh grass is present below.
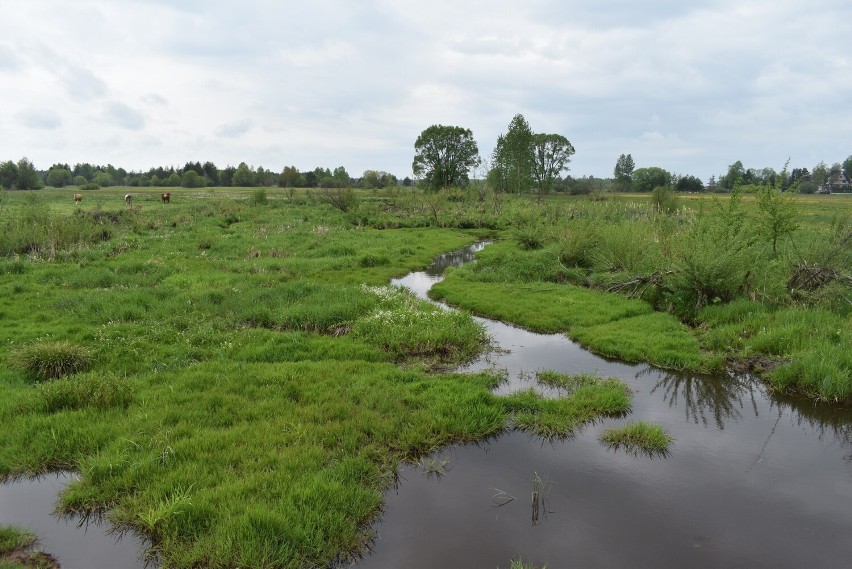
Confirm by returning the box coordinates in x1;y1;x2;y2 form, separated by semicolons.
35;372;134;412
535;370;605;392
353;285;487;364
599;421;673;457
0;525;56;569
9;341;93;381
0;187;847;567
504;377;631;439
0;526;36;555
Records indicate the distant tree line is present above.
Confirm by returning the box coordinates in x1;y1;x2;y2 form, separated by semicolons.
3;146;847;196
716;157;852;193
0;158;416;191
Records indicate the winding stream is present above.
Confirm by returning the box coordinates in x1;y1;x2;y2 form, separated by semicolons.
3;242;850;568
355;242;852;569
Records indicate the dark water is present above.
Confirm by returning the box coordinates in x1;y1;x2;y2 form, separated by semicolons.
356;242;852;568
0;473;147;569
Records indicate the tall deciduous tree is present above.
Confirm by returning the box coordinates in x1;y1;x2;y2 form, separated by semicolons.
491;114;533;193
16;157;42;190
412;124;480;190
633;167;672;193
811;161;829;185
720;160;746;190
613;153;635;191
530;133;575;200
232;162;256;187
0;160;18;189
278;166;301;187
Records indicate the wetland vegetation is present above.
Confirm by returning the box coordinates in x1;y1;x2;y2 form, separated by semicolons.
0;185;849;567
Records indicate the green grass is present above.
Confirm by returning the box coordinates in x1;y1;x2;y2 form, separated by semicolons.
0;188;635;568
0;187;848;566
0;526;35;555
9;341;93;381
0;525;56;569
599;421;674;456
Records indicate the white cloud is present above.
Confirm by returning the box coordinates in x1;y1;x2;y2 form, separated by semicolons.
0;0;849;179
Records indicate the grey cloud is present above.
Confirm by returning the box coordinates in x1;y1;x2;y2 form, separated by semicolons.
18;109;62;130
64;64;108;101
0;45;20;71
527;0;708;28
143;93;169;106
104;101;146;130
216;119;253;138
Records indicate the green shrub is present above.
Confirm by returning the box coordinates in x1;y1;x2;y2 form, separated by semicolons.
250;188;268;205
9;341;94;381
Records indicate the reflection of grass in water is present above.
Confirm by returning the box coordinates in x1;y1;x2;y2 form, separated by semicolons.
530;471;553;526
508;558;548;569
416;456;450;478
600;421;673;457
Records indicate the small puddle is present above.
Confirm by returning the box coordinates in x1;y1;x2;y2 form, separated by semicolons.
0;473;147;569
355;241;852;569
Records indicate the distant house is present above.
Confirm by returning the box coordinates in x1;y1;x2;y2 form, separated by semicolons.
818;173;851;194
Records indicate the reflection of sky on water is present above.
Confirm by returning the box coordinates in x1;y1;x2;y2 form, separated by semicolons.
0;473;146;569
366;242;852;569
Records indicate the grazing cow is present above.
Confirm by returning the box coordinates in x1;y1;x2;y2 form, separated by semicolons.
124;194;132;207
161;192;171;204
74;194;83;204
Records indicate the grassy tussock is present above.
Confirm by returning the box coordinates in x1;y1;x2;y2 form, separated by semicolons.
599;421;674;456
353;285;486;363
35;373;134;412
9;341;93;381
0;526;36;555
504;377;631;439
0;524;56;569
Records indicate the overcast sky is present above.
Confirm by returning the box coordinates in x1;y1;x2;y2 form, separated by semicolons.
1;0;850;182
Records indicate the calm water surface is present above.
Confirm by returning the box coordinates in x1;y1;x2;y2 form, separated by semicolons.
355;242;852;568
0;473;147;569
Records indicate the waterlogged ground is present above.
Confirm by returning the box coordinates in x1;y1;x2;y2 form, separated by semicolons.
355;243;852;569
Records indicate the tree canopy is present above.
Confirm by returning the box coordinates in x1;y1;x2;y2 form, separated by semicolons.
633;167;672;193
613;153;635;191
530;133;575;199
412;124;480;189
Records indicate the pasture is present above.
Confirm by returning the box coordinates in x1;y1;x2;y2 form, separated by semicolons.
0;185;849;567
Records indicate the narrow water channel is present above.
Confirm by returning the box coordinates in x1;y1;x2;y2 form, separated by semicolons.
355;242;852;569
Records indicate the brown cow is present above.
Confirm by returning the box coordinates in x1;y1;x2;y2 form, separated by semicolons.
74;194;82;204
124;194;132;207
161;192;171;204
